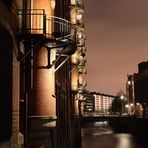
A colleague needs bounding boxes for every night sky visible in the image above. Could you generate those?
[84,0,148,95]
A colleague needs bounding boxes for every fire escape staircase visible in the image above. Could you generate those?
[18,9,76,68]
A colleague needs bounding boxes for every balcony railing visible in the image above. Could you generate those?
[46,16,76,42]
[18,9,76,43]
[18,9,46,35]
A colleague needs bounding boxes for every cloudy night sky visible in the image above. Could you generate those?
[84,0,148,95]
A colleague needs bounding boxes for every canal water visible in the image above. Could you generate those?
[82,122,147,148]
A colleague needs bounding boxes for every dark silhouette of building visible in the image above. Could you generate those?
[134,61,148,116]
[134,61,148,104]
[126,61,148,117]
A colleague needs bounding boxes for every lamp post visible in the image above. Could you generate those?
[125,104,129,114]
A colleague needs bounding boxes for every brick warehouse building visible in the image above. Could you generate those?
[0,0,86,148]
[126,61,148,117]
[134,61,148,117]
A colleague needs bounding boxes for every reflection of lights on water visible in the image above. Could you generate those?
[92,130,113,136]
[115,134,133,148]
[94,121,108,127]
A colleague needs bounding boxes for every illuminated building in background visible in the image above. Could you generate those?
[92,92,115,115]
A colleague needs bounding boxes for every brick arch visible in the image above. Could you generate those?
[0,25,13,141]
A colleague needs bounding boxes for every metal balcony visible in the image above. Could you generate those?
[18,9,76,45]
[18,9,77,63]
[18,9,46,36]
[46,16,76,42]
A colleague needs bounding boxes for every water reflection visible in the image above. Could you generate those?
[115,134,139,148]
[82,124,146,148]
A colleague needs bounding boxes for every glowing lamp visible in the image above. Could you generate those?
[51,0,56,9]
[76,13,82,20]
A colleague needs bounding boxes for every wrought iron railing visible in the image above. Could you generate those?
[18,9,46,34]
[18,9,76,43]
[46,16,76,42]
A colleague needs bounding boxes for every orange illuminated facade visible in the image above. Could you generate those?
[0,0,86,148]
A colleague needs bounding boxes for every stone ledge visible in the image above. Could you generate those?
[28,115,57,120]
[28,115,57,131]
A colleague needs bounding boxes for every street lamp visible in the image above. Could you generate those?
[120,95,124,100]
[125,104,129,114]
[120,95,124,115]
[127,80,131,85]
[125,104,129,108]
[129,103,135,115]
[120,95,127,115]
